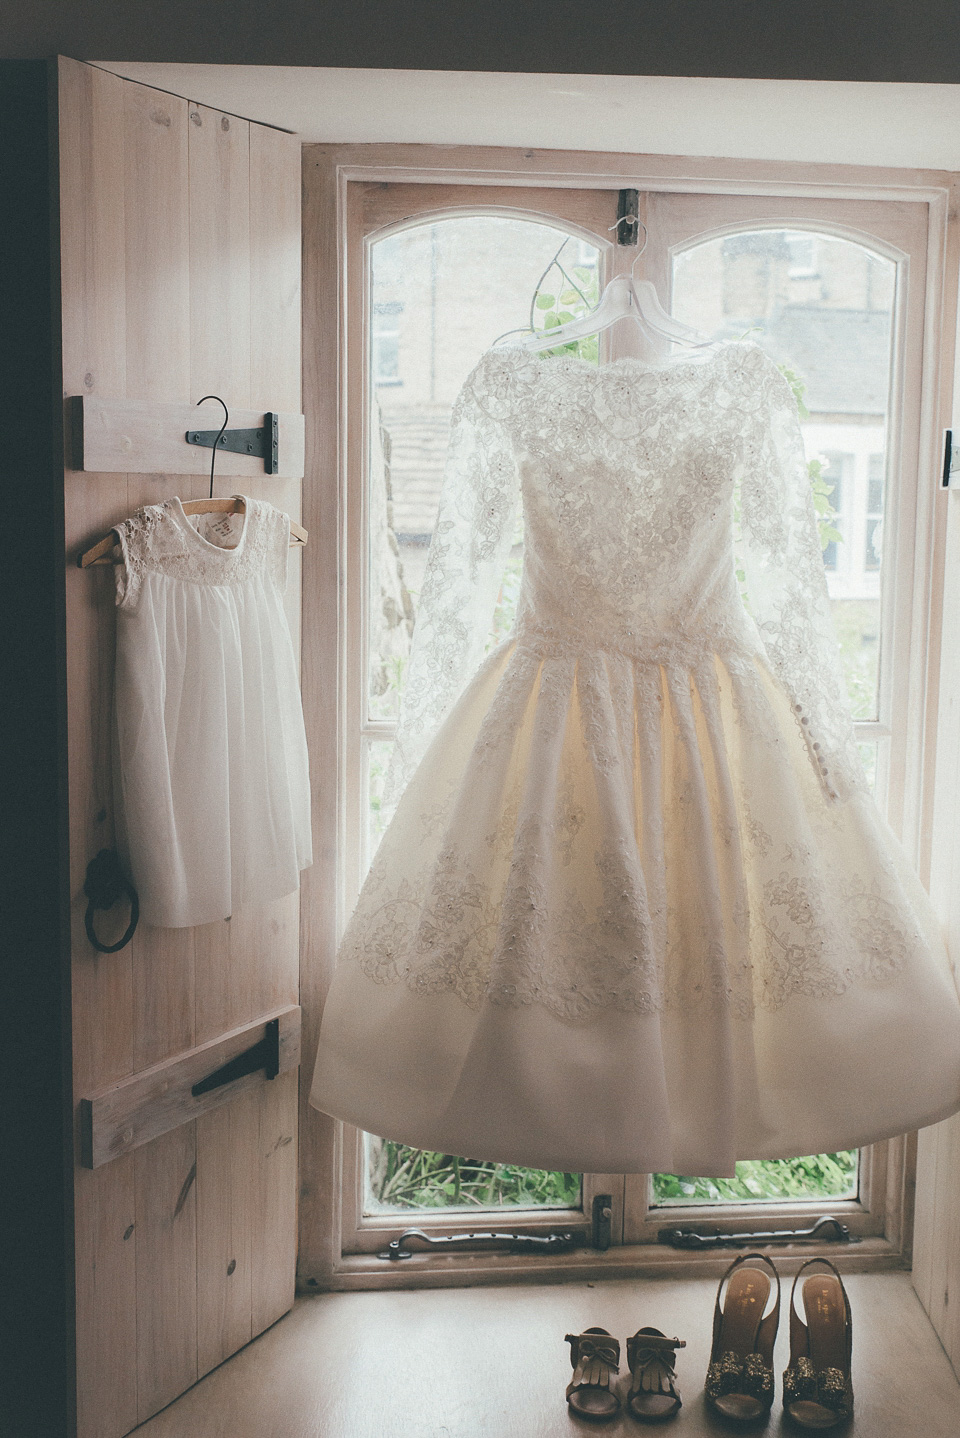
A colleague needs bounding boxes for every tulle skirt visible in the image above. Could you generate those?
[311,637,960,1176]
[115,568,312,928]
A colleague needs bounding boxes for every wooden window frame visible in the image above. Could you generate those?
[298,143,959,1292]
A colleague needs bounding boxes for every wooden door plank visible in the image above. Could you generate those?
[252,1068,299,1335]
[60,58,134,1096]
[122,83,191,409]
[120,81,197,1076]
[185,98,265,1387]
[58,57,140,1438]
[196,1091,258,1376]
[119,84,202,1431]
[74,1161,138,1438]
[189,104,253,407]
[250,125,302,413]
[135,1127,199,1423]
[249,125,305,655]
[81,1006,301,1166]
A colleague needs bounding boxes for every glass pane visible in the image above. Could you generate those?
[363,737,395,869]
[673,230,896,721]
[362,216,600,1216]
[667,228,888,1211]
[364,1134,582,1214]
[367,218,601,722]
[858,740,879,794]
[652,1152,858,1207]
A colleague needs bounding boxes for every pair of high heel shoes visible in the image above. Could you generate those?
[564,1253,853,1428]
[705,1253,854,1428]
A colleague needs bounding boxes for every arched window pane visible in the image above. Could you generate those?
[673,230,896,723]
[367,217,601,730]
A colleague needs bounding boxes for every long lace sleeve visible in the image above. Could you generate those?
[384,351,521,807]
[733,344,864,802]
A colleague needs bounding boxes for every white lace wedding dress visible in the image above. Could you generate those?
[310,341,960,1176]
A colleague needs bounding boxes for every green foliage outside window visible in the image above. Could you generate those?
[366,1140,580,1212]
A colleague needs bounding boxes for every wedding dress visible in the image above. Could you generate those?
[310,341,960,1176]
[112,496,312,928]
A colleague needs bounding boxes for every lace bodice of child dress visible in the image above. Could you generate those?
[112,496,311,928]
[310,341,960,1177]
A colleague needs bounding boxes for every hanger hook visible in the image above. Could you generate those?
[629,220,649,275]
[196,394,229,499]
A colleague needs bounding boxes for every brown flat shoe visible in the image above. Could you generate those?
[705,1252,780,1423]
[565,1327,621,1421]
[782,1259,853,1428]
[626,1327,685,1422]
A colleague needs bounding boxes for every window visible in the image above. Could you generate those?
[866,453,885,571]
[300,148,955,1286]
[371,300,403,386]
[819,453,848,572]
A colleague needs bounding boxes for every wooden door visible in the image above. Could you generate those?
[58,57,303,1437]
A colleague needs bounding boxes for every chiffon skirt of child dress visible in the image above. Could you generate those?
[310,341,960,1177]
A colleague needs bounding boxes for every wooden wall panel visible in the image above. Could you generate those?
[60,58,303,1437]
[915,1116,960,1379]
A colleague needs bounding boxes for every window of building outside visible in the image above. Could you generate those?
[330,167,941,1264]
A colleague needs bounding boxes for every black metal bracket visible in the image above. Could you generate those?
[191,1018,280,1098]
[656,1215,859,1250]
[943,428,956,487]
[186,412,279,474]
[377,1228,576,1261]
[592,1193,613,1251]
[616,189,640,247]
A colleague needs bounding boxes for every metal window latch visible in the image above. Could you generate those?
[657,1215,859,1250]
[592,1193,614,1251]
[186,412,280,473]
[377,1228,576,1261]
[191,1018,280,1097]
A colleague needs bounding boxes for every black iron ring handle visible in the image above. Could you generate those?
[83,848,140,954]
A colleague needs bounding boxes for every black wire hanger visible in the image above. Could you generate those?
[195,394,230,499]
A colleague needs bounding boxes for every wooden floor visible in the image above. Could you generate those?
[135,1271,960,1437]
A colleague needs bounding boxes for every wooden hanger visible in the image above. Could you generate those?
[78,496,308,569]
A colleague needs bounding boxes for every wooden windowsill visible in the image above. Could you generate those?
[133,1270,959,1436]
[316,1235,907,1292]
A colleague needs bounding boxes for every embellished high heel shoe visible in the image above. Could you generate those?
[782,1259,853,1428]
[626,1327,685,1422]
[705,1252,780,1423]
[564,1328,621,1421]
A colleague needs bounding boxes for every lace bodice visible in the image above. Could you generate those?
[112,495,289,609]
[387,341,862,807]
